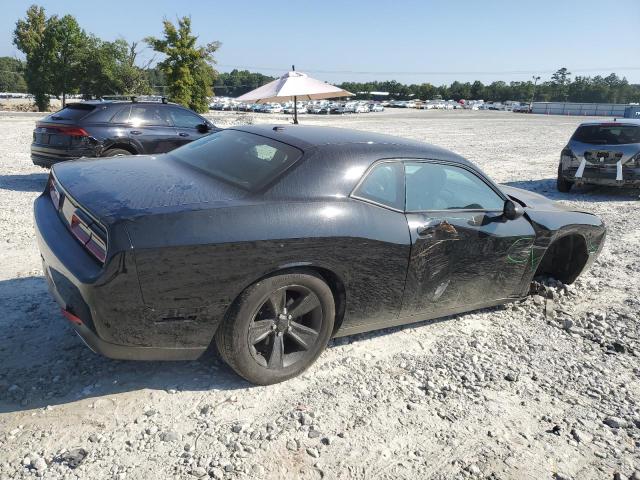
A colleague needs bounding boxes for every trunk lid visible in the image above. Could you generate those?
[51,154,248,221]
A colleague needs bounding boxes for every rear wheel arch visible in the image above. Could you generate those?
[535,233,589,284]
[102,143,137,156]
[221,265,347,337]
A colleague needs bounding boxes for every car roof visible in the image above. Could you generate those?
[229,124,470,165]
[578,118,640,127]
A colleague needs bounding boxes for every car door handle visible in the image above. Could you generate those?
[179,132,190,137]
[416,219,443,237]
[130,130,142,135]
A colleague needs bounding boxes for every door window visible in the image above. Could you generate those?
[128,105,173,127]
[169,107,205,129]
[353,162,404,210]
[405,162,504,212]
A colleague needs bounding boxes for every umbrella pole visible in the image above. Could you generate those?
[293,95,298,124]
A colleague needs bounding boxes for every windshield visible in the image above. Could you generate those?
[169,129,303,191]
[572,124,640,145]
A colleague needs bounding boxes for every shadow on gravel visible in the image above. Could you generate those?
[504,178,639,202]
[0,276,249,414]
[0,173,48,192]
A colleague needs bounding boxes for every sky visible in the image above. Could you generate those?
[2,0,640,85]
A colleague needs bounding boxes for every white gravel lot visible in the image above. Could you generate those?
[0,109,638,480]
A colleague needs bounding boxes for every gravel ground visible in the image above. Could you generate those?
[0,109,638,480]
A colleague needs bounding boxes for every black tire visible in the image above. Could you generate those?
[103,148,133,157]
[556,164,573,192]
[215,271,335,385]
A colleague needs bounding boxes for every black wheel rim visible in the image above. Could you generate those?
[248,285,323,369]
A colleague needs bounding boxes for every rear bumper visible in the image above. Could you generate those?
[31,145,98,168]
[34,194,205,361]
[561,163,640,186]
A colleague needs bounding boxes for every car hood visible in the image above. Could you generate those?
[52,154,247,221]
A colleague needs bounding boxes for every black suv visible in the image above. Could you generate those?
[31,99,217,167]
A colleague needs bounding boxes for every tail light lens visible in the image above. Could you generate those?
[69,212,107,263]
[561,147,578,165]
[48,176,61,210]
[53,126,89,137]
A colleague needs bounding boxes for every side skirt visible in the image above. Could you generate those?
[333,297,520,338]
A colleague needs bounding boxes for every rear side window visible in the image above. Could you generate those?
[572,124,640,145]
[47,104,95,121]
[170,130,303,191]
[128,105,172,126]
[353,162,404,210]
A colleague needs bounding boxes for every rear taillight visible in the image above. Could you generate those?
[61,308,83,326]
[48,177,61,209]
[70,212,107,263]
[54,126,89,137]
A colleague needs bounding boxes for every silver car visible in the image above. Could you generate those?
[557,119,640,192]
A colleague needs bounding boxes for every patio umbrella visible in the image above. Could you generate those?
[236,65,353,124]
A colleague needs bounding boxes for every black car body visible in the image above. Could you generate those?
[31,100,217,168]
[35,125,606,383]
[557,119,640,191]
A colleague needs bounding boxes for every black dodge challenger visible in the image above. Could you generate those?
[35,125,606,384]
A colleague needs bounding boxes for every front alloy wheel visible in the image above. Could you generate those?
[215,272,335,385]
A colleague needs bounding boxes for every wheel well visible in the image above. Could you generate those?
[239,266,347,335]
[535,234,589,284]
[103,143,137,155]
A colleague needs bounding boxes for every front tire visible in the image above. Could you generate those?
[215,272,335,385]
[556,164,573,192]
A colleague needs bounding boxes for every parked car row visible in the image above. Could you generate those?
[210,99,386,115]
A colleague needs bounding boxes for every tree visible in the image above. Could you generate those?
[146,17,220,112]
[45,14,87,106]
[551,67,572,101]
[13,5,50,110]
[214,69,275,97]
[0,57,27,92]
[78,39,152,98]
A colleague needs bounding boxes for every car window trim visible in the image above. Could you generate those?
[350,157,508,214]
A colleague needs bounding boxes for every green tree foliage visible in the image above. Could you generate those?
[146,17,220,112]
[0,57,27,92]
[44,14,87,106]
[78,39,152,98]
[339,72,640,104]
[13,5,50,110]
[550,67,572,100]
[214,69,275,97]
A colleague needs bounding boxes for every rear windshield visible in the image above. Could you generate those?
[572,124,640,145]
[170,130,303,191]
[47,104,95,121]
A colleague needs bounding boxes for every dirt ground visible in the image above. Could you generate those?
[0,109,638,480]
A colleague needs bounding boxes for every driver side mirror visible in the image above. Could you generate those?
[503,199,524,220]
[197,123,211,133]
